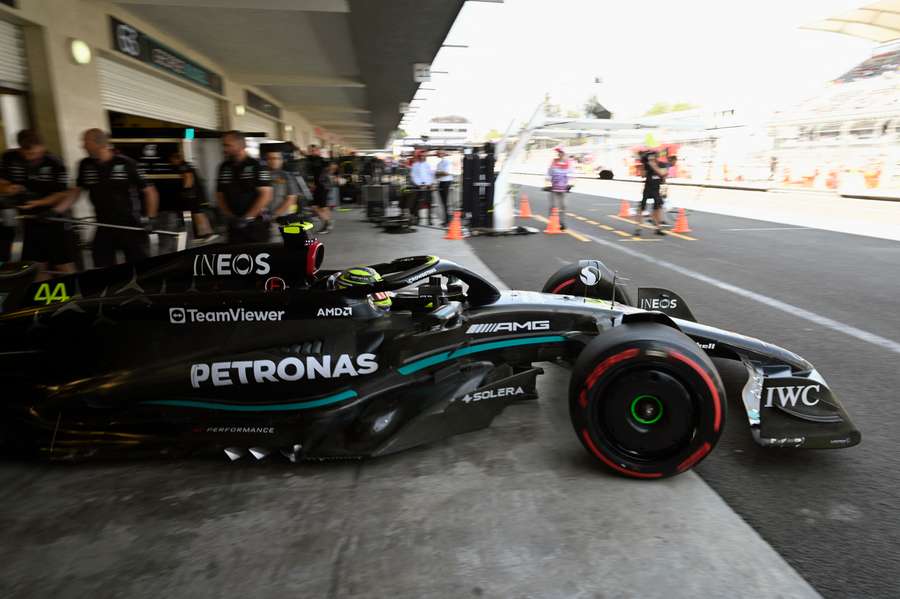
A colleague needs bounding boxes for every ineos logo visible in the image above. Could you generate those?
[640,298,679,310]
[193,253,271,276]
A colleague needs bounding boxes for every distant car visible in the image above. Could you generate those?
[0,222,860,477]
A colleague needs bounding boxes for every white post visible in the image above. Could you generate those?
[492,101,545,231]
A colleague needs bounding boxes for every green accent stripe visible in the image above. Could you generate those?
[398,335,566,375]
[143,390,358,412]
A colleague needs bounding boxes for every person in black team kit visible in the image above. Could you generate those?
[635,148,668,237]
[0,129,76,278]
[76,128,158,267]
[216,130,272,244]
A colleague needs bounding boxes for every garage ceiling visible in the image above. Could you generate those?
[113,0,465,146]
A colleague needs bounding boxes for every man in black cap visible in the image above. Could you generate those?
[0,129,76,277]
[216,130,272,243]
[75,128,158,267]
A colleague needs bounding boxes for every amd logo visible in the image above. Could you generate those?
[466,321,551,334]
[193,253,271,276]
[640,298,679,310]
[317,307,352,317]
[764,384,821,408]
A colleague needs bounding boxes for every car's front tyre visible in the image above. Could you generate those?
[569,323,725,478]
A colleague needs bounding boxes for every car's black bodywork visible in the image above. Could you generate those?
[0,224,860,476]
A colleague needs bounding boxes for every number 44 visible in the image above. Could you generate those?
[34,282,70,305]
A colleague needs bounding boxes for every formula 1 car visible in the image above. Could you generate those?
[0,221,860,478]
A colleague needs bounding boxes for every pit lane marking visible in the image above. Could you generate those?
[608,214,697,241]
[530,214,590,242]
[723,227,811,232]
[579,230,900,355]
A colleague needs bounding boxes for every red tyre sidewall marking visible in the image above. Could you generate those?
[668,350,722,432]
[677,441,711,473]
[581,429,662,479]
[584,348,641,392]
[551,278,575,294]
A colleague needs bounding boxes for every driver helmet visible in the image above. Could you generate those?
[335,266,392,310]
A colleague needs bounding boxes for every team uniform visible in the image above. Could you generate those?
[0,149,76,265]
[216,156,272,243]
[640,150,666,212]
[77,154,152,267]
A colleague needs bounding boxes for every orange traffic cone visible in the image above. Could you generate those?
[519,193,533,218]
[444,211,464,240]
[544,207,562,234]
[617,200,631,218]
[672,208,691,233]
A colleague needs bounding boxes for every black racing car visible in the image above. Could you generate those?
[0,222,860,478]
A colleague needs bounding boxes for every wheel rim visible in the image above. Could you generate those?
[594,365,697,460]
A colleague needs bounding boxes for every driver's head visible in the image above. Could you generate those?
[335,266,392,310]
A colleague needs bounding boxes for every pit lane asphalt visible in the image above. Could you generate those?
[0,213,818,599]
[466,186,900,599]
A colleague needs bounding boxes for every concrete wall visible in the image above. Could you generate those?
[0,0,325,173]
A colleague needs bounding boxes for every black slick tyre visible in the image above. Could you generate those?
[569,323,725,478]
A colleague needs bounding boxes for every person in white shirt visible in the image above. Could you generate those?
[434,150,453,226]
[409,151,435,225]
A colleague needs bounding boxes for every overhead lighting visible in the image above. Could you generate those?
[70,39,92,65]
[234,104,246,116]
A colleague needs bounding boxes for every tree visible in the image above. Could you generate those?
[484,128,503,141]
[584,95,612,119]
[643,101,697,116]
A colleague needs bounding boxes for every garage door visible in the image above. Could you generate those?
[97,56,221,130]
[0,19,27,89]
[240,111,279,139]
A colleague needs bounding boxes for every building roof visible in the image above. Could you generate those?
[802,1,900,43]
[114,0,465,147]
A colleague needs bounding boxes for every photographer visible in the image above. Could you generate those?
[0,129,77,277]
[636,148,668,236]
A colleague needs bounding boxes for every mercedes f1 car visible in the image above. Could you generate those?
[0,221,860,478]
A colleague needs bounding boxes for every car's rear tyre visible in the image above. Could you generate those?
[569,323,725,478]
[542,259,633,306]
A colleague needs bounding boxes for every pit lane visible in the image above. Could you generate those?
[466,185,900,598]
[0,214,818,599]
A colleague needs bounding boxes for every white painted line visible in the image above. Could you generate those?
[582,231,900,355]
[723,227,811,232]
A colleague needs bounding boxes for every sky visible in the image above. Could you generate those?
[399,0,878,138]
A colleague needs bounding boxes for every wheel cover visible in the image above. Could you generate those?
[595,365,697,460]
